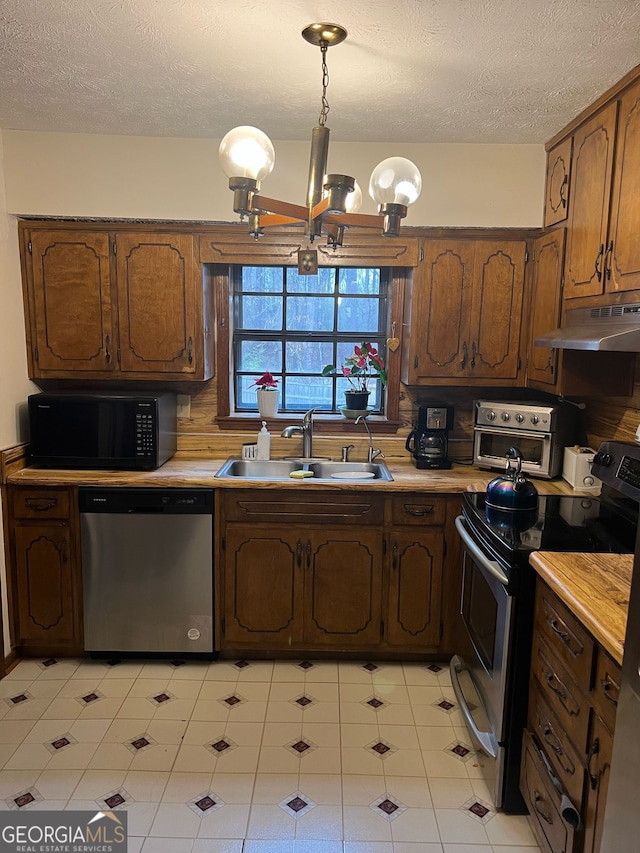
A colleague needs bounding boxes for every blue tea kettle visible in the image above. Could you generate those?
[485,446,538,520]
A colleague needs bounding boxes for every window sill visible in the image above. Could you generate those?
[216,414,402,434]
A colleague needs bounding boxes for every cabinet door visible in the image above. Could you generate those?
[303,528,383,647]
[527,230,565,389]
[222,527,303,646]
[564,103,618,299]
[583,714,614,853]
[468,241,526,380]
[544,138,572,227]
[29,230,114,375]
[606,79,640,293]
[116,233,199,376]
[387,529,443,649]
[14,524,77,647]
[409,241,474,380]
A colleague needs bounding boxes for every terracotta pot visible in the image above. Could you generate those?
[256,389,278,418]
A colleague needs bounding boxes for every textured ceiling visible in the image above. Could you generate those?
[1,0,640,144]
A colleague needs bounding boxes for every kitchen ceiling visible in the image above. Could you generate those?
[1,0,639,145]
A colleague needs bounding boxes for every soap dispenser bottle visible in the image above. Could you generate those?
[256,421,271,460]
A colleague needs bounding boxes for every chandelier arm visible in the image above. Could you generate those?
[258,213,305,227]
[324,212,386,228]
[252,195,308,221]
[311,197,331,219]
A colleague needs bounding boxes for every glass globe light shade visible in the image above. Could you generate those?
[345,181,363,214]
[368,157,422,207]
[219,126,275,181]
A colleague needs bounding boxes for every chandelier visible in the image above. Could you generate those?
[218,23,422,267]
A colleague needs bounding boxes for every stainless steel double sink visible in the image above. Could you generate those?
[214,457,393,482]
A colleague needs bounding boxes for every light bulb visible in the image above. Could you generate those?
[345,181,363,214]
[219,126,275,181]
[369,157,422,207]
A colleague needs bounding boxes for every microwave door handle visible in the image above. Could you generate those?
[455,516,509,585]
[450,654,499,759]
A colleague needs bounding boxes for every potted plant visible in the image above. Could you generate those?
[250,371,279,418]
[322,342,387,411]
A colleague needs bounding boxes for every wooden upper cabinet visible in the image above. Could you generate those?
[20,225,214,381]
[544,137,572,227]
[116,233,199,375]
[28,231,114,374]
[402,239,527,385]
[527,230,565,390]
[607,78,640,293]
[563,102,618,299]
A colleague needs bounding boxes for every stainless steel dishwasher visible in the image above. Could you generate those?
[79,488,214,655]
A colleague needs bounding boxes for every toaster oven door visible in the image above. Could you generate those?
[473,426,553,478]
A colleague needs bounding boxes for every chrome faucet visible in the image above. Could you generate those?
[281,408,315,458]
[355,415,384,463]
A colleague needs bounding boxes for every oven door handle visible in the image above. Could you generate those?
[455,516,508,585]
[450,654,499,759]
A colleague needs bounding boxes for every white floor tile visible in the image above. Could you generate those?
[483,812,539,847]
[198,803,251,838]
[192,840,243,853]
[246,803,296,840]
[149,801,203,838]
[141,837,194,853]
[294,804,342,839]
[390,808,440,843]
[435,808,491,844]
[343,804,393,842]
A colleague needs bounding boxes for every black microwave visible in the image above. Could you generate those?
[28,392,177,470]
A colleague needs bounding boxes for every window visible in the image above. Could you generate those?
[232,265,389,414]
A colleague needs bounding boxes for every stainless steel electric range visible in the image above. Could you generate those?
[452,441,640,814]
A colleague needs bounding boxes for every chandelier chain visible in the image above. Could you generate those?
[318,41,330,127]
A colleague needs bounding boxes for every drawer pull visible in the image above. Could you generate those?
[306,540,311,569]
[600,678,618,706]
[296,540,302,568]
[542,724,576,776]
[587,738,600,790]
[533,790,553,825]
[403,505,434,517]
[24,498,58,511]
[548,616,572,646]
[545,671,567,700]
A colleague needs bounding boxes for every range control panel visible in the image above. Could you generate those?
[593,441,640,503]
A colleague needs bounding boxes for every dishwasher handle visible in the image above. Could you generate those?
[78,487,214,514]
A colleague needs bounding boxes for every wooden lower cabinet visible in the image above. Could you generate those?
[8,486,83,655]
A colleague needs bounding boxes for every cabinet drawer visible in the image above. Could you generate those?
[531,633,590,754]
[521,730,581,853]
[592,648,621,732]
[222,490,384,525]
[529,684,585,806]
[12,489,70,520]
[390,496,446,526]
[536,584,594,693]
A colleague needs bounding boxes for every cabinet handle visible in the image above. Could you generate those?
[105,334,111,363]
[587,737,600,790]
[403,504,434,517]
[24,497,57,511]
[392,543,398,569]
[306,540,311,569]
[461,341,468,369]
[542,724,575,775]
[559,174,568,209]
[604,240,613,280]
[470,341,477,368]
[296,540,302,568]
[547,617,572,647]
[594,243,604,282]
[61,538,67,564]
[187,336,193,365]
[533,790,553,825]
[544,671,568,702]
[600,677,618,706]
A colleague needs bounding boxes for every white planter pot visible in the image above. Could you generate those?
[256,389,278,418]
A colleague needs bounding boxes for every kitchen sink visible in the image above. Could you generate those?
[214,457,393,482]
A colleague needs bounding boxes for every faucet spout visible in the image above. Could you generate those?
[281,409,315,458]
[355,415,384,463]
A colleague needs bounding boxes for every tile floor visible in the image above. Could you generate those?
[0,656,542,853]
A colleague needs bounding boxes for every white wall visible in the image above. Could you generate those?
[2,131,546,227]
[0,130,38,656]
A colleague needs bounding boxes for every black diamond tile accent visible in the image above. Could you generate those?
[14,792,35,808]
[153,693,171,704]
[291,740,311,754]
[10,694,29,705]
[427,663,443,673]
[469,801,490,818]
[295,696,313,707]
[195,795,217,812]
[104,793,126,808]
[211,739,231,753]
[362,662,379,672]
[371,742,391,755]
[286,796,308,813]
[81,693,100,704]
[234,660,250,669]
[298,661,314,670]
[438,699,455,711]
[51,737,70,750]
[130,737,150,750]
[224,695,242,706]
[41,658,58,668]
[377,798,399,815]
[367,697,384,709]
[452,744,470,758]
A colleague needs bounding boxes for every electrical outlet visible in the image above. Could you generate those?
[176,394,191,419]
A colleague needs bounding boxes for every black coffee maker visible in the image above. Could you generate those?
[406,404,454,469]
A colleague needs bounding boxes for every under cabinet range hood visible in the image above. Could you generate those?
[535,303,640,351]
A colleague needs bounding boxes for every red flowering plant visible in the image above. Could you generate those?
[249,371,279,390]
[322,342,387,392]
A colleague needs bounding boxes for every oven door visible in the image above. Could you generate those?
[451,515,513,807]
[473,425,552,478]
